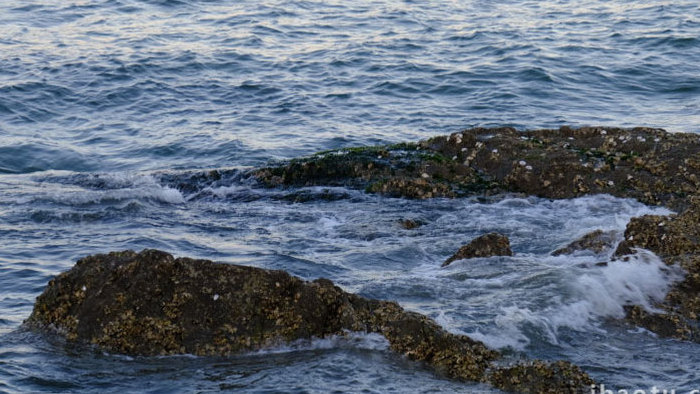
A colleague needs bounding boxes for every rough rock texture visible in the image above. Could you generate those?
[443,233,513,267]
[254,127,700,211]
[398,218,423,230]
[614,197,700,340]
[254,126,700,342]
[552,230,619,256]
[489,360,594,394]
[26,249,594,392]
[624,305,699,342]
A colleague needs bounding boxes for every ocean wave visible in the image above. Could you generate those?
[462,249,684,351]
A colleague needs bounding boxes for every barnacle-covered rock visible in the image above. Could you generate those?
[552,230,619,256]
[26,249,594,392]
[254,127,700,210]
[614,197,700,340]
[443,233,513,267]
[489,360,595,393]
[254,126,700,344]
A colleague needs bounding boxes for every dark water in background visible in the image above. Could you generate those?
[1,0,700,392]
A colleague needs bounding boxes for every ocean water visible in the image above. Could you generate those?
[1,0,700,392]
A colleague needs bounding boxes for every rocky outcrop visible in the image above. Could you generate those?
[25,126,699,390]
[26,249,594,392]
[254,127,700,211]
[552,230,618,256]
[614,197,700,341]
[254,126,700,343]
[443,233,513,267]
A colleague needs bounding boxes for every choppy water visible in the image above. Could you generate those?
[1,0,700,392]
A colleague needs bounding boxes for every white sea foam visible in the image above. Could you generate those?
[250,332,390,355]
[40,173,185,205]
[469,250,684,350]
[554,250,682,324]
[318,216,343,230]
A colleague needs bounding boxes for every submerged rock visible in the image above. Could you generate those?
[398,218,424,230]
[442,233,513,267]
[552,230,618,256]
[26,249,594,392]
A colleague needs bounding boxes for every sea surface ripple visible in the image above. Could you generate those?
[1,0,700,392]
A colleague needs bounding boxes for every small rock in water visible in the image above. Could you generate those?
[442,233,513,267]
[398,218,424,230]
[552,230,618,256]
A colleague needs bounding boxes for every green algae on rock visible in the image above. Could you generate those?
[254,127,699,210]
[26,249,594,392]
[442,233,513,267]
[254,126,699,343]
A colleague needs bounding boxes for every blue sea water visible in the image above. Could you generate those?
[1,0,699,392]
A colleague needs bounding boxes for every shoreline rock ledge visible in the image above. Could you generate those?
[25,249,594,393]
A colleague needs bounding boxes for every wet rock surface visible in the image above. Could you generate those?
[615,198,700,340]
[398,218,424,230]
[489,360,594,394]
[443,233,513,267]
[26,249,594,392]
[25,126,699,391]
[624,305,700,342]
[552,230,619,256]
[254,126,700,343]
[254,127,700,210]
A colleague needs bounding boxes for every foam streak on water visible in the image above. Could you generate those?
[1,0,700,392]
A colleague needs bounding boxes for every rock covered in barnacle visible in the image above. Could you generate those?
[614,197,700,341]
[615,198,700,263]
[398,218,424,230]
[488,360,594,394]
[442,233,513,267]
[253,126,700,343]
[25,249,594,392]
[254,126,700,210]
[26,249,361,355]
[624,305,699,342]
[552,230,618,256]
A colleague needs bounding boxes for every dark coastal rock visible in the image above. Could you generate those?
[614,198,700,340]
[624,305,699,342]
[25,249,594,391]
[443,233,513,267]
[489,360,594,394]
[253,126,700,343]
[254,127,700,210]
[398,218,424,230]
[254,143,474,199]
[552,230,618,256]
[614,198,700,263]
